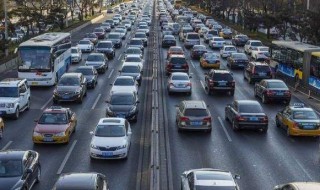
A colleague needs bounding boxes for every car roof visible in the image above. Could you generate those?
[98,117,126,125]
[126,54,141,58]
[122,62,140,67]
[290,182,320,189]
[248,40,262,42]
[61,73,82,78]
[171,72,189,76]
[169,54,185,58]
[56,173,98,189]
[98,40,112,44]
[0,78,26,87]
[236,100,260,105]
[44,106,69,113]
[182,100,207,109]
[250,61,269,66]
[88,53,104,56]
[115,76,135,80]
[262,79,284,83]
[211,69,230,74]
[0,150,28,160]
[77,66,94,70]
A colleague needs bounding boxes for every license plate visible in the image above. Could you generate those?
[190,121,202,126]
[218,82,227,86]
[258,72,267,76]
[249,117,258,121]
[276,92,284,96]
[102,151,113,156]
[31,82,38,85]
[304,125,315,129]
[174,65,182,68]
[62,96,70,99]
[43,137,53,142]
[178,84,184,87]
[118,114,125,118]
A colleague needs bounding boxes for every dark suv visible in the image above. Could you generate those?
[95,40,115,59]
[166,54,189,75]
[205,69,235,96]
[243,62,272,84]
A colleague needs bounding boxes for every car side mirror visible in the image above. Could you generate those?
[127,131,132,135]
[136,100,140,103]
[89,131,94,135]
[14,48,18,54]
[227,104,231,107]
[204,72,208,75]
[26,168,33,174]
[118,70,121,72]
[234,174,240,180]
[34,119,38,122]
[105,100,110,103]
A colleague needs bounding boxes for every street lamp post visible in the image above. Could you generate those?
[3,0,9,56]
[307,0,310,10]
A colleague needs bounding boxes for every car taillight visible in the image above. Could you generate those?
[169,83,174,86]
[180,117,189,121]
[209,79,215,86]
[186,82,191,87]
[261,116,268,122]
[203,117,211,122]
[266,90,275,96]
[236,115,245,121]
[293,122,299,128]
[167,63,173,68]
[284,90,291,96]
[183,64,189,69]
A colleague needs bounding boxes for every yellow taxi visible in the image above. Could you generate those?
[200,52,220,69]
[274,182,320,190]
[275,103,320,136]
[32,106,77,144]
[0,117,4,139]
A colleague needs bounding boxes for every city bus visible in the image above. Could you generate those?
[17,32,71,86]
[270,40,320,90]
[174,0,182,9]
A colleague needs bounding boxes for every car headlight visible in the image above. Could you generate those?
[129,106,136,115]
[33,131,42,136]
[116,144,127,150]
[6,103,14,108]
[55,132,66,137]
[91,144,99,149]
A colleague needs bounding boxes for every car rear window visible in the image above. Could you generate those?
[184,109,208,117]
[293,111,318,119]
[239,104,263,113]
[267,81,287,88]
[172,75,189,80]
[208,30,218,35]
[212,73,233,81]
[170,57,187,64]
[187,34,200,40]
[255,66,270,73]
[97,42,112,48]
[251,41,263,46]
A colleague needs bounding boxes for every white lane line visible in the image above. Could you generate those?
[293,157,314,180]
[191,61,196,68]
[218,117,232,142]
[41,97,53,110]
[124,43,127,48]
[1,141,13,151]
[117,54,122,60]
[57,140,77,175]
[200,80,206,92]
[91,94,101,110]
[108,68,114,79]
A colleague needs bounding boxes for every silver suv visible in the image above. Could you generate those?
[176,100,212,133]
[184,32,200,49]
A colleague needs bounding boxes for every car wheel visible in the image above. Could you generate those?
[77,96,83,104]
[262,94,267,104]
[260,127,268,133]
[13,107,19,120]
[225,113,229,121]
[275,117,280,128]
[92,81,96,89]
[230,90,234,96]
[248,77,252,84]
[35,166,41,183]
[206,128,212,133]
[26,99,30,110]
[0,127,3,139]
[286,126,291,137]
[232,120,239,131]
[254,88,258,97]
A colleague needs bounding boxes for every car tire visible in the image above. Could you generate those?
[35,166,41,183]
[230,90,234,96]
[0,127,3,139]
[275,117,280,128]
[260,127,268,133]
[77,96,83,104]
[286,127,291,137]
[225,113,229,121]
[178,127,182,133]
[262,94,267,104]
[26,99,30,110]
[206,128,212,133]
[232,120,239,131]
[13,107,19,120]
[248,77,252,84]
[254,88,258,97]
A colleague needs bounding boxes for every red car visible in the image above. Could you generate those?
[167,46,184,59]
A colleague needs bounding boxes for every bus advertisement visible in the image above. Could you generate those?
[17,32,71,86]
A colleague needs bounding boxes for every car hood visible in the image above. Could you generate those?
[91,136,127,147]
[57,86,81,92]
[34,124,68,133]
[109,104,135,112]
[0,176,23,190]
[111,86,137,93]
[0,97,19,104]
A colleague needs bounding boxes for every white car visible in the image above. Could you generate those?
[123,54,144,69]
[209,37,225,49]
[0,78,31,119]
[167,72,192,95]
[220,45,238,58]
[251,46,270,60]
[77,39,94,53]
[90,118,132,159]
[113,14,122,21]
[198,27,209,37]
[114,28,127,40]
[112,18,120,25]
[244,40,263,54]
[122,20,132,30]
[71,46,82,63]
[110,76,138,94]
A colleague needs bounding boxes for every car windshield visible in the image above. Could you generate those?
[293,111,318,120]
[0,160,22,177]
[172,75,189,80]
[194,46,206,51]
[71,49,78,53]
[267,81,287,88]
[251,41,263,46]
[184,109,208,117]
[208,31,218,35]
[195,186,236,190]
[232,54,247,59]
[187,34,199,39]
[125,57,141,62]
[108,34,120,39]
[18,46,51,70]
[115,29,124,33]
[213,73,233,81]
[79,40,90,44]
[97,42,112,48]
[130,40,143,45]
[122,66,139,73]
[259,47,269,51]
[214,38,224,41]
[76,68,94,75]
[205,53,218,59]
[38,113,68,124]
[114,78,135,86]
[164,36,175,40]
[87,55,104,62]
[139,25,148,29]
[225,47,236,51]
[110,94,134,105]
[86,33,96,38]
[95,125,125,137]
[169,47,183,53]
[170,57,187,64]
[0,87,19,97]
[239,104,263,113]
[238,35,249,39]
[58,77,80,86]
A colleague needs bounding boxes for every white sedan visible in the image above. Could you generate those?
[110,76,138,95]
[90,118,132,160]
[220,45,238,58]
[251,46,270,60]
[167,72,192,95]
[123,54,144,69]
[71,46,82,63]
[77,39,94,53]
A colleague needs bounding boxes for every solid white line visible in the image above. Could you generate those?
[91,94,101,110]
[124,43,127,48]
[191,61,196,68]
[218,117,232,142]
[108,69,114,79]
[293,157,314,180]
[200,80,206,92]
[1,141,13,151]
[117,54,122,60]
[41,97,53,110]
[57,140,77,175]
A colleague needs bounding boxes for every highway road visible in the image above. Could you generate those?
[0,3,153,189]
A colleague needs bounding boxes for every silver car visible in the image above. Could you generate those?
[167,72,192,95]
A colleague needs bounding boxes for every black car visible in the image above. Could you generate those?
[232,34,249,46]
[0,150,41,190]
[104,19,114,28]
[134,32,148,46]
[227,53,249,69]
[93,27,105,39]
[106,91,139,122]
[95,40,115,59]
[85,53,108,74]
[225,100,268,132]
[244,62,272,84]
[75,66,98,89]
[107,32,122,48]
[190,45,207,59]
[84,33,98,44]
[54,173,109,190]
[53,73,87,104]
[204,69,235,95]
[254,79,291,104]
[162,35,176,48]
[128,38,144,52]
[100,23,111,32]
